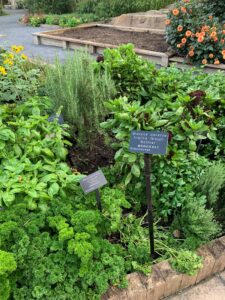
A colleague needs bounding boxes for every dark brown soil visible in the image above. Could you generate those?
[68,134,115,175]
[54,27,168,52]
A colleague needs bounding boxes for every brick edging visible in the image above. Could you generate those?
[102,236,225,300]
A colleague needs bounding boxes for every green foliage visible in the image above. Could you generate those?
[0,250,17,276]
[172,193,221,248]
[0,49,40,103]
[196,162,225,206]
[24,0,74,14]
[100,45,225,218]
[45,50,115,148]
[0,250,17,300]
[0,192,130,299]
[25,12,100,27]
[101,92,220,217]
[170,250,202,276]
[202,0,225,22]
[98,44,155,103]
[77,0,174,18]
[0,97,83,208]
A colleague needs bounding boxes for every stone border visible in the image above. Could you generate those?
[102,236,225,299]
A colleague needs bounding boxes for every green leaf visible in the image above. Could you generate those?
[48,182,60,197]
[131,164,140,177]
[125,172,132,185]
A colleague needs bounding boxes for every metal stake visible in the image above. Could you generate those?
[144,154,155,259]
[95,189,102,212]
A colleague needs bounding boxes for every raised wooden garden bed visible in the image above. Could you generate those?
[33,24,172,67]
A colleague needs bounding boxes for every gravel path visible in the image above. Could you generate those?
[0,9,71,62]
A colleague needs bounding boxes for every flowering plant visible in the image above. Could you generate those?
[0,46,40,103]
[166,0,225,65]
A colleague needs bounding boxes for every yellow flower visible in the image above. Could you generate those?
[8,53,14,60]
[3,58,13,66]
[21,54,28,60]
[11,45,24,53]
[0,66,7,76]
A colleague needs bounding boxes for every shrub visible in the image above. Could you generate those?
[45,50,115,148]
[99,44,155,103]
[202,0,225,22]
[196,162,225,206]
[0,46,40,103]
[24,0,73,14]
[77,0,175,18]
[166,0,225,65]
[172,193,221,248]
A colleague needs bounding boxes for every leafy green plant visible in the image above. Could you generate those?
[23,0,74,14]
[196,162,225,206]
[29,14,46,26]
[0,97,83,209]
[77,0,174,18]
[45,50,115,148]
[202,0,225,22]
[101,91,220,217]
[170,250,202,276]
[0,250,17,300]
[172,193,221,248]
[0,47,40,103]
[97,44,155,103]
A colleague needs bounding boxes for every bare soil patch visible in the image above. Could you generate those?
[52,27,169,52]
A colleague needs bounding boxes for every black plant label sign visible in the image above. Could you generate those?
[129,130,168,155]
[80,170,107,194]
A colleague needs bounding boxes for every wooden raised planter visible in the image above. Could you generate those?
[33,24,172,67]
[102,236,225,299]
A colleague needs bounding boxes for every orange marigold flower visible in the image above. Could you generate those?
[182,38,187,44]
[223,30,225,34]
[184,0,190,2]
[202,59,207,65]
[222,50,225,55]
[200,31,205,37]
[209,53,214,59]
[177,25,183,32]
[210,31,217,38]
[198,36,204,43]
[202,26,209,32]
[172,9,179,16]
[186,30,192,37]
[188,50,195,57]
[181,6,187,13]
[214,59,220,65]
[165,19,171,25]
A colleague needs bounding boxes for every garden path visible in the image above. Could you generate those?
[167,271,225,300]
[0,9,70,62]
